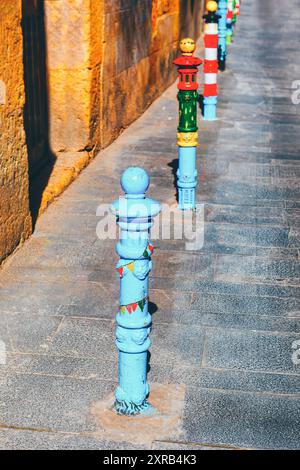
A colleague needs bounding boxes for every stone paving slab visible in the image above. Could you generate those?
[183,387,300,450]
[0,374,114,433]
[0,429,148,450]
[149,278,299,299]
[203,329,300,374]
[215,255,300,284]
[0,313,63,353]
[169,367,300,396]
[0,0,299,450]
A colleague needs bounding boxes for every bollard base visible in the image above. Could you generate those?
[92,383,186,446]
[115,349,151,416]
[218,58,226,71]
[203,96,218,121]
[177,146,197,211]
[178,187,196,211]
[114,398,155,416]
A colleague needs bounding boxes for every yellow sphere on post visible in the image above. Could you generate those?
[206,1,218,12]
[179,38,196,57]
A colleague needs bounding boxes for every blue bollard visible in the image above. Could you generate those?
[217,0,228,71]
[110,167,161,416]
[203,96,218,121]
[177,146,197,210]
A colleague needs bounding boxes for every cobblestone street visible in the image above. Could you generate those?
[0,0,299,449]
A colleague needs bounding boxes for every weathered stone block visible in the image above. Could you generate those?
[0,1,31,264]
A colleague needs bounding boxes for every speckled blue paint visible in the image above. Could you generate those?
[218,0,228,70]
[110,167,161,416]
[203,96,218,121]
[177,147,197,210]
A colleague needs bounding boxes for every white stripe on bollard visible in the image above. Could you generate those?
[205,23,218,34]
[204,73,218,84]
[205,48,218,60]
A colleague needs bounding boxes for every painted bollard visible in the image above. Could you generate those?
[217,0,228,71]
[232,0,237,33]
[203,1,220,121]
[110,167,161,416]
[226,0,234,45]
[173,38,202,210]
[232,0,241,34]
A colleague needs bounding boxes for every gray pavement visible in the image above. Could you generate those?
[0,0,300,450]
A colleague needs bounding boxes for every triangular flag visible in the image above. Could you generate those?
[131,303,138,312]
[138,300,144,312]
[128,262,134,272]
[148,244,154,253]
[121,306,126,315]
[117,267,124,277]
[126,304,132,314]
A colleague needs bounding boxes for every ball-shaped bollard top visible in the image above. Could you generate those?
[180,38,196,57]
[121,167,150,197]
[207,1,218,12]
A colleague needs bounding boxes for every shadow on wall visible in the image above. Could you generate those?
[21,0,56,229]
[118,0,152,76]
[179,0,202,39]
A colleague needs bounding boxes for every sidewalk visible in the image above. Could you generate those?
[0,0,300,449]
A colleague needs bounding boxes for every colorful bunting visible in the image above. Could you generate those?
[137,298,147,312]
[143,244,154,259]
[116,245,154,277]
[120,297,148,315]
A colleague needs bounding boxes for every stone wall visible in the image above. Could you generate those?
[45,0,205,152]
[0,1,31,265]
[44,0,103,154]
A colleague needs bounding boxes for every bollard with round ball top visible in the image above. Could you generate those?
[110,167,161,416]
[203,1,220,120]
[173,38,202,210]
[217,0,228,71]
